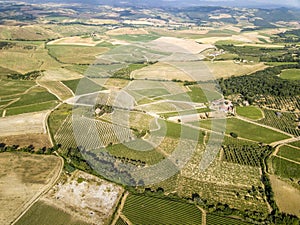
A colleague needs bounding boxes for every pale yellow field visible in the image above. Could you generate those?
[106,27,149,35]
[197,31,272,44]
[0,43,60,74]
[204,61,267,78]
[132,62,193,81]
[47,36,103,47]
[40,68,83,81]
[270,175,300,217]
[149,37,215,54]
[0,152,62,225]
[0,111,48,137]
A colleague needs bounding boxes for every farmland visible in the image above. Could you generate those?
[1,1,300,224]
[0,152,62,225]
[277,145,300,163]
[199,118,289,143]
[47,45,109,64]
[258,109,300,136]
[15,201,90,225]
[280,69,300,80]
[122,194,202,225]
[236,106,263,120]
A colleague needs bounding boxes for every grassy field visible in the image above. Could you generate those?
[236,106,263,120]
[6,101,58,116]
[199,118,289,143]
[15,201,89,225]
[62,77,105,95]
[0,41,60,73]
[290,141,300,148]
[271,156,300,179]
[122,194,202,225]
[277,145,300,163]
[47,45,109,64]
[203,61,267,78]
[0,152,61,225]
[206,214,251,225]
[280,69,300,80]
[0,79,34,97]
[188,85,222,103]
[8,86,57,108]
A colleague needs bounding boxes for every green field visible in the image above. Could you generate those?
[6,101,58,116]
[107,141,164,165]
[0,79,34,97]
[8,86,57,108]
[277,145,300,163]
[113,34,160,42]
[115,217,127,225]
[206,214,251,225]
[236,106,263,120]
[280,69,300,80]
[122,194,202,225]
[290,141,300,148]
[159,107,211,118]
[199,118,289,143]
[271,156,300,179]
[188,85,222,103]
[15,201,89,225]
[62,77,105,95]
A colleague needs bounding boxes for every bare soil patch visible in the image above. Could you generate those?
[0,111,48,136]
[42,170,124,225]
[40,68,83,81]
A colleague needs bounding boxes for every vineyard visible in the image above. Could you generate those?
[115,217,127,225]
[122,194,202,225]
[54,115,133,150]
[258,109,300,136]
[221,145,273,167]
[206,214,251,225]
[257,95,300,112]
[277,145,300,163]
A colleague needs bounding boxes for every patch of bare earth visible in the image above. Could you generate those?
[106,27,148,35]
[269,175,300,217]
[0,111,48,137]
[0,152,62,225]
[42,170,124,225]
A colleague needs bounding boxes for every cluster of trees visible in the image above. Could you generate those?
[219,64,300,103]
[272,29,300,43]
[94,103,114,116]
[0,142,60,155]
[7,70,43,80]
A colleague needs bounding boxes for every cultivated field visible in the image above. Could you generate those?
[199,118,289,143]
[122,194,202,225]
[15,201,89,225]
[37,80,74,100]
[0,111,48,136]
[0,152,62,225]
[277,145,300,163]
[236,106,264,120]
[106,27,149,35]
[279,69,300,80]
